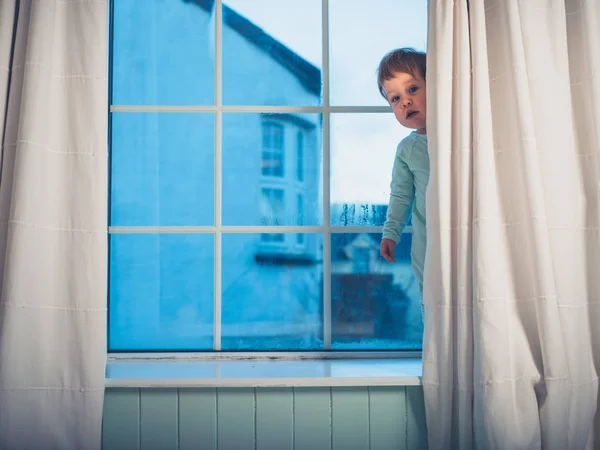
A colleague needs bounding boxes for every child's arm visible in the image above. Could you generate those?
[381,149,414,261]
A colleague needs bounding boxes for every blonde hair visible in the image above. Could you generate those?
[376,48,426,99]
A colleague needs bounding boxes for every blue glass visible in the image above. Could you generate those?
[110,113,214,226]
[221,233,323,350]
[221,0,322,106]
[221,113,322,226]
[330,113,412,226]
[329,0,427,106]
[330,232,422,350]
[112,0,214,105]
[109,234,214,351]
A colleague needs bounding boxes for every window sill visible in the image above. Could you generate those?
[105,357,422,388]
[254,252,317,265]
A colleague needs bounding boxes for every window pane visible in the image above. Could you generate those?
[112,0,213,105]
[261,188,285,242]
[111,113,214,226]
[222,113,322,226]
[261,188,285,225]
[329,0,427,106]
[109,234,214,351]
[331,233,422,350]
[222,0,322,106]
[261,122,285,177]
[222,233,323,350]
[330,113,411,226]
[297,131,305,182]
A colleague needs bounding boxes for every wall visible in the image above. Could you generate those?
[102,386,427,450]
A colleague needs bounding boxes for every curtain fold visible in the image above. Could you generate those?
[0,1,107,449]
[424,0,600,448]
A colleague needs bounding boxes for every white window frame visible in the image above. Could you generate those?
[108,0,416,355]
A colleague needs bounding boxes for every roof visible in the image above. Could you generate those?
[331,233,380,261]
[185,0,321,96]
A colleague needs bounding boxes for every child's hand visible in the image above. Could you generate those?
[380,238,397,263]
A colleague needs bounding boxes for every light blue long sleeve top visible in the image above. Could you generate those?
[382,131,429,289]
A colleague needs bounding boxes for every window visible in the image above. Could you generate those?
[109,0,427,352]
[296,193,305,245]
[297,130,304,182]
[260,188,285,242]
[353,247,371,274]
[262,121,285,177]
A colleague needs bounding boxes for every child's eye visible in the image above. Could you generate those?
[391,95,400,103]
[408,86,418,94]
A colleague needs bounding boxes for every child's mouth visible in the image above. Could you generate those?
[406,110,418,119]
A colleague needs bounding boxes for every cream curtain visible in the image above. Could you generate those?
[423,0,600,448]
[0,1,107,448]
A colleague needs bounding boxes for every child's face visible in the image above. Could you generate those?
[382,72,426,133]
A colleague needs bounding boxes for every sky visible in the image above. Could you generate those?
[224,0,428,204]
